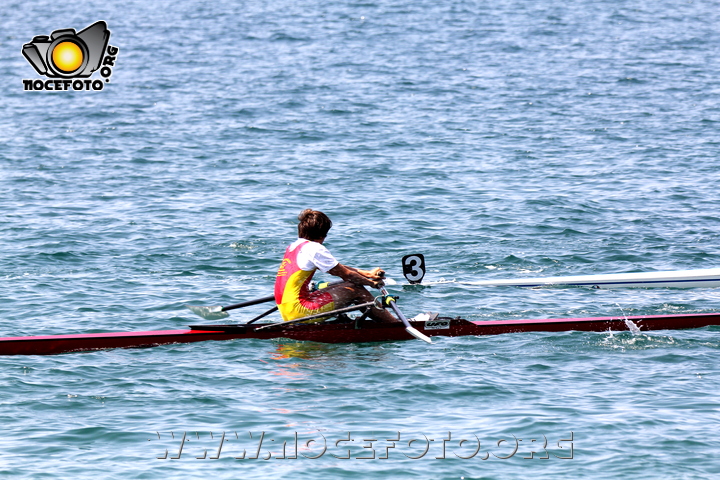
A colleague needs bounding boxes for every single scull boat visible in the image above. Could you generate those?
[4,263,720,356]
[1,312,719,356]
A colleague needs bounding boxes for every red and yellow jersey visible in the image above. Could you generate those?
[274,240,335,321]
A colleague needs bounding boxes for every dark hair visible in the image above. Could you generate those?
[297,209,332,240]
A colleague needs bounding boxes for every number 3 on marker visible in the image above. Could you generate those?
[402,254,426,284]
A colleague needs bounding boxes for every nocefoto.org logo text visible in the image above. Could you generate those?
[22,20,119,91]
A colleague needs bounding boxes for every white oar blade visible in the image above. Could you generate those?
[186,305,230,320]
[406,326,432,344]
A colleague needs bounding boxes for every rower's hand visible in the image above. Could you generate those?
[367,268,385,288]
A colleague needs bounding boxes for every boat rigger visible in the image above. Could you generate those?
[1,312,719,356]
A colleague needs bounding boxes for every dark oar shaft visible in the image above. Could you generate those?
[246,306,279,325]
[186,295,277,320]
[222,295,276,312]
[188,281,349,321]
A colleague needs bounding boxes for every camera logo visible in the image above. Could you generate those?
[22,21,119,91]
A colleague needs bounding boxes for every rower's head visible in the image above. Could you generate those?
[298,209,332,243]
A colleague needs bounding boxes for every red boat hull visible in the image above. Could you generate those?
[1,313,719,356]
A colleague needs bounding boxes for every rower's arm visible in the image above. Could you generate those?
[328,263,383,288]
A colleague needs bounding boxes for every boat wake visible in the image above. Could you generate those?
[599,330,677,351]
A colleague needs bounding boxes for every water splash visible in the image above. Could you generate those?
[616,303,641,335]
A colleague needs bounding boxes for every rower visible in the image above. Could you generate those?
[274,209,398,324]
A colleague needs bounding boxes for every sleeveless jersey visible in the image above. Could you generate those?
[275,240,334,321]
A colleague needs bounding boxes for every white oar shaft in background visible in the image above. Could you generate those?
[462,267,720,289]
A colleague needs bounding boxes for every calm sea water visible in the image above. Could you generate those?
[2,0,720,478]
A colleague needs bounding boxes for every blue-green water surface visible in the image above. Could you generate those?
[2,0,720,478]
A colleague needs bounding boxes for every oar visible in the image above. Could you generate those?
[186,279,397,322]
[460,267,720,289]
[246,305,279,325]
[378,282,432,344]
[185,279,353,321]
[186,295,276,321]
[255,301,377,330]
